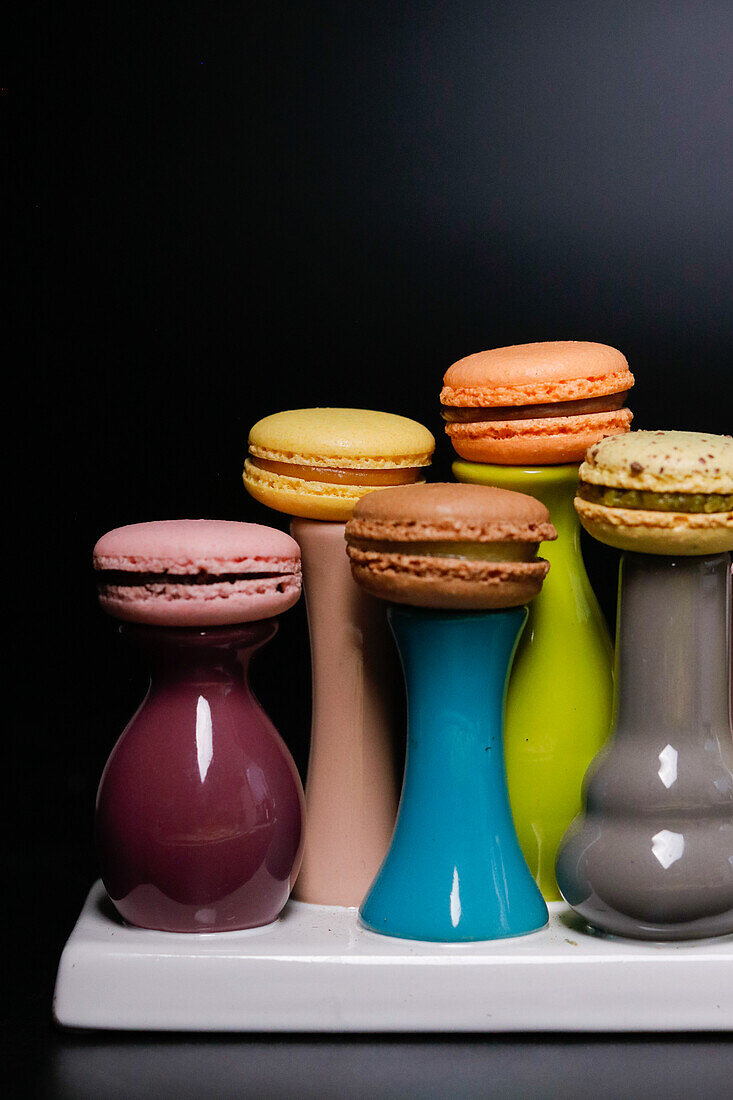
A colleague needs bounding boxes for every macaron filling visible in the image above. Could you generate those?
[247,457,425,486]
[346,539,540,562]
[577,483,733,514]
[96,569,296,587]
[441,392,629,423]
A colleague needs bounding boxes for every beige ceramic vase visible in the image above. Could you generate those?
[290,519,401,906]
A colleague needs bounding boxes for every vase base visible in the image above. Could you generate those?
[570,905,733,943]
[357,910,548,944]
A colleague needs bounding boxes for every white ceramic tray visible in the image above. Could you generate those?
[53,882,733,1032]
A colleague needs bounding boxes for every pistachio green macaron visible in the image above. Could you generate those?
[575,430,733,554]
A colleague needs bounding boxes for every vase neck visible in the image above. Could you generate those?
[121,621,278,685]
[614,552,731,741]
[388,606,527,755]
[508,470,579,529]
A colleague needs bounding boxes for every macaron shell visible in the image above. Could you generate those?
[446,409,633,465]
[346,480,555,541]
[98,574,302,626]
[94,519,300,575]
[346,511,554,546]
[441,341,633,407]
[348,549,549,609]
[575,498,733,555]
[579,430,733,493]
[243,458,397,521]
[248,408,435,468]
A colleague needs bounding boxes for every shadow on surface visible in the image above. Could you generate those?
[38,1029,733,1100]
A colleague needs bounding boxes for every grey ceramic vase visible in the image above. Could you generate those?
[556,551,733,940]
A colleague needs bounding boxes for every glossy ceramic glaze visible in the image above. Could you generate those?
[453,461,613,900]
[360,607,548,942]
[556,552,733,940]
[96,622,305,932]
[290,520,401,907]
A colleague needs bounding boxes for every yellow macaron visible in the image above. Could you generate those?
[243,408,435,521]
[575,430,733,555]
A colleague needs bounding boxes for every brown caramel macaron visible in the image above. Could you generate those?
[345,482,556,609]
[441,341,634,464]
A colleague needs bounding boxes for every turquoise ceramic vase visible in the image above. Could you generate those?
[359,606,548,942]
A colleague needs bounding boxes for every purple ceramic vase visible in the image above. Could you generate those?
[96,621,305,932]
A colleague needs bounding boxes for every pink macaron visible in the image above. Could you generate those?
[93,519,302,626]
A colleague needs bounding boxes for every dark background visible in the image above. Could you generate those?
[13,1,733,1094]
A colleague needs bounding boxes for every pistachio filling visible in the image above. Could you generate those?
[349,539,539,562]
[249,457,423,486]
[577,483,733,513]
[441,392,628,423]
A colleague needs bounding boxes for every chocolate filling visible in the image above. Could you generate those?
[96,570,293,586]
[441,391,629,423]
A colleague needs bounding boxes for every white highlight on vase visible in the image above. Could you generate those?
[657,744,678,789]
[196,695,214,783]
[450,867,462,928]
[194,908,217,925]
[651,829,685,870]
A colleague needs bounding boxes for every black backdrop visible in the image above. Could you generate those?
[14,1,733,1091]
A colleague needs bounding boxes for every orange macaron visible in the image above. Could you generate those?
[440,341,634,464]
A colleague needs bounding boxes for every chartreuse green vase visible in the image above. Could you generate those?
[452,462,613,900]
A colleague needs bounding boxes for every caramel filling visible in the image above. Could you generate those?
[349,539,539,562]
[441,392,629,423]
[249,457,424,486]
[577,483,733,514]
